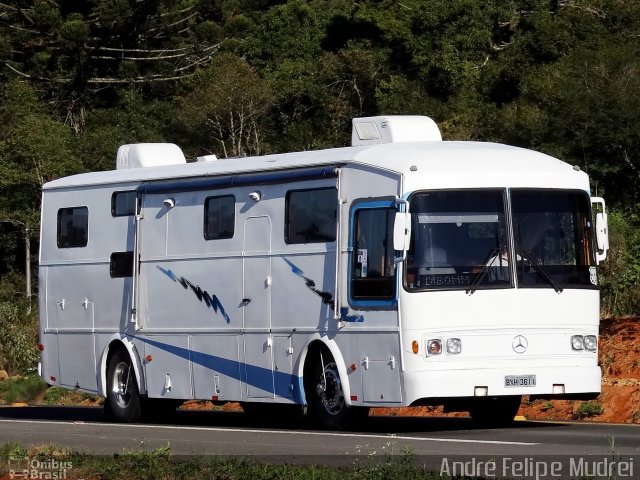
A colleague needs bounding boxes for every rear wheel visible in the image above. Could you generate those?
[469,395,521,427]
[105,349,142,422]
[306,351,369,430]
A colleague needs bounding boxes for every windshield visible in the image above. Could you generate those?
[406,190,510,291]
[511,189,597,289]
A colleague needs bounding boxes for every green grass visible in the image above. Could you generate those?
[42,386,102,406]
[0,443,449,480]
[574,400,604,419]
[0,375,47,404]
[0,375,102,406]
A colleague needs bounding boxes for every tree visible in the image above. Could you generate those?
[77,90,176,172]
[178,53,275,157]
[0,80,79,277]
[0,0,225,129]
[0,81,79,226]
[484,2,640,206]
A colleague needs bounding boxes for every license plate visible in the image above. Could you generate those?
[505,375,536,387]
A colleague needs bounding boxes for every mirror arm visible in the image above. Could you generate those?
[394,198,408,210]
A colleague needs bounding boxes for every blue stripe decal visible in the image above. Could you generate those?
[339,307,364,323]
[157,266,231,323]
[282,255,365,322]
[282,257,334,308]
[136,336,303,403]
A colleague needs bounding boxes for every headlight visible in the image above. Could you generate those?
[571,335,585,351]
[446,338,462,354]
[427,339,442,355]
[584,335,598,352]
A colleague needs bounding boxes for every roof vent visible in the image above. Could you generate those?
[116,143,187,169]
[352,115,442,146]
[197,154,218,162]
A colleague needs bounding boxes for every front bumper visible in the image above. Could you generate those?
[403,365,601,405]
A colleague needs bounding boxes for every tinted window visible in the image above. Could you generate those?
[204,195,235,240]
[112,191,136,217]
[285,188,337,244]
[110,251,134,278]
[351,207,395,300]
[57,207,88,248]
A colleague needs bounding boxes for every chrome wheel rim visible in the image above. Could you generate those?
[316,362,344,416]
[112,361,132,409]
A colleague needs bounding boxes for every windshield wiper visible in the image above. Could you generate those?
[516,248,563,294]
[466,247,500,295]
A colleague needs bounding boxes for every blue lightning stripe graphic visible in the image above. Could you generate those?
[157,266,231,323]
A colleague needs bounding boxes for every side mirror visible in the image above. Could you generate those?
[595,212,608,263]
[393,211,411,263]
[591,197,609,264]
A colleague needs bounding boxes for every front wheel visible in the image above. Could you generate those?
[469,395,521,427]
[307,354,369,430]
[105,349,142,422]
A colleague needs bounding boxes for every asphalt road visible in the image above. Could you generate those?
[1,406,639,476]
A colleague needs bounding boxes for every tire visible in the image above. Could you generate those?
[105,349,142,423]
[306,351,369,430]
[469,395,521,427]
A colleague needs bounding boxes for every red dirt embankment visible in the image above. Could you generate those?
[372,316,640,423]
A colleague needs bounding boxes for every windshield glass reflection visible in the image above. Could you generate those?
[406,190,509,291]
[512,190,596,289]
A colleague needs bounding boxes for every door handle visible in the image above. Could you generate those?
[239,298,252,307]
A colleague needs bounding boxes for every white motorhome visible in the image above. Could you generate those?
[38,116,609,428]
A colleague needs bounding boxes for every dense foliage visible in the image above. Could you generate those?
[0,301,39,375]
[1,0,639,335]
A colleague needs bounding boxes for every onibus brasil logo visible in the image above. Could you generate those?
[8,456,74,479]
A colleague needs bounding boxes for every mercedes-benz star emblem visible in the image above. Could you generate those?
[512,335,528,354]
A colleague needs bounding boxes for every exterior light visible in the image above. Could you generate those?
[584,335,598,352]
[249,191,261,202]
[571,335,585,351]
[411,340,419,354]
[446,338,462,354]
[427,339,442,355]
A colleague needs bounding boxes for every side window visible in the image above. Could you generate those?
[110,251,134,278]
[351,207,396,300]
[57,207,88,248]
[285,188,337,244]
[112,191,136,217]
[204,195,235,240]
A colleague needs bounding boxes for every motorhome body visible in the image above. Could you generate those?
[38,116,609,427]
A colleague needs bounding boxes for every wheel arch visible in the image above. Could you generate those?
[97,334,146,397]
[297,335,352,407]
